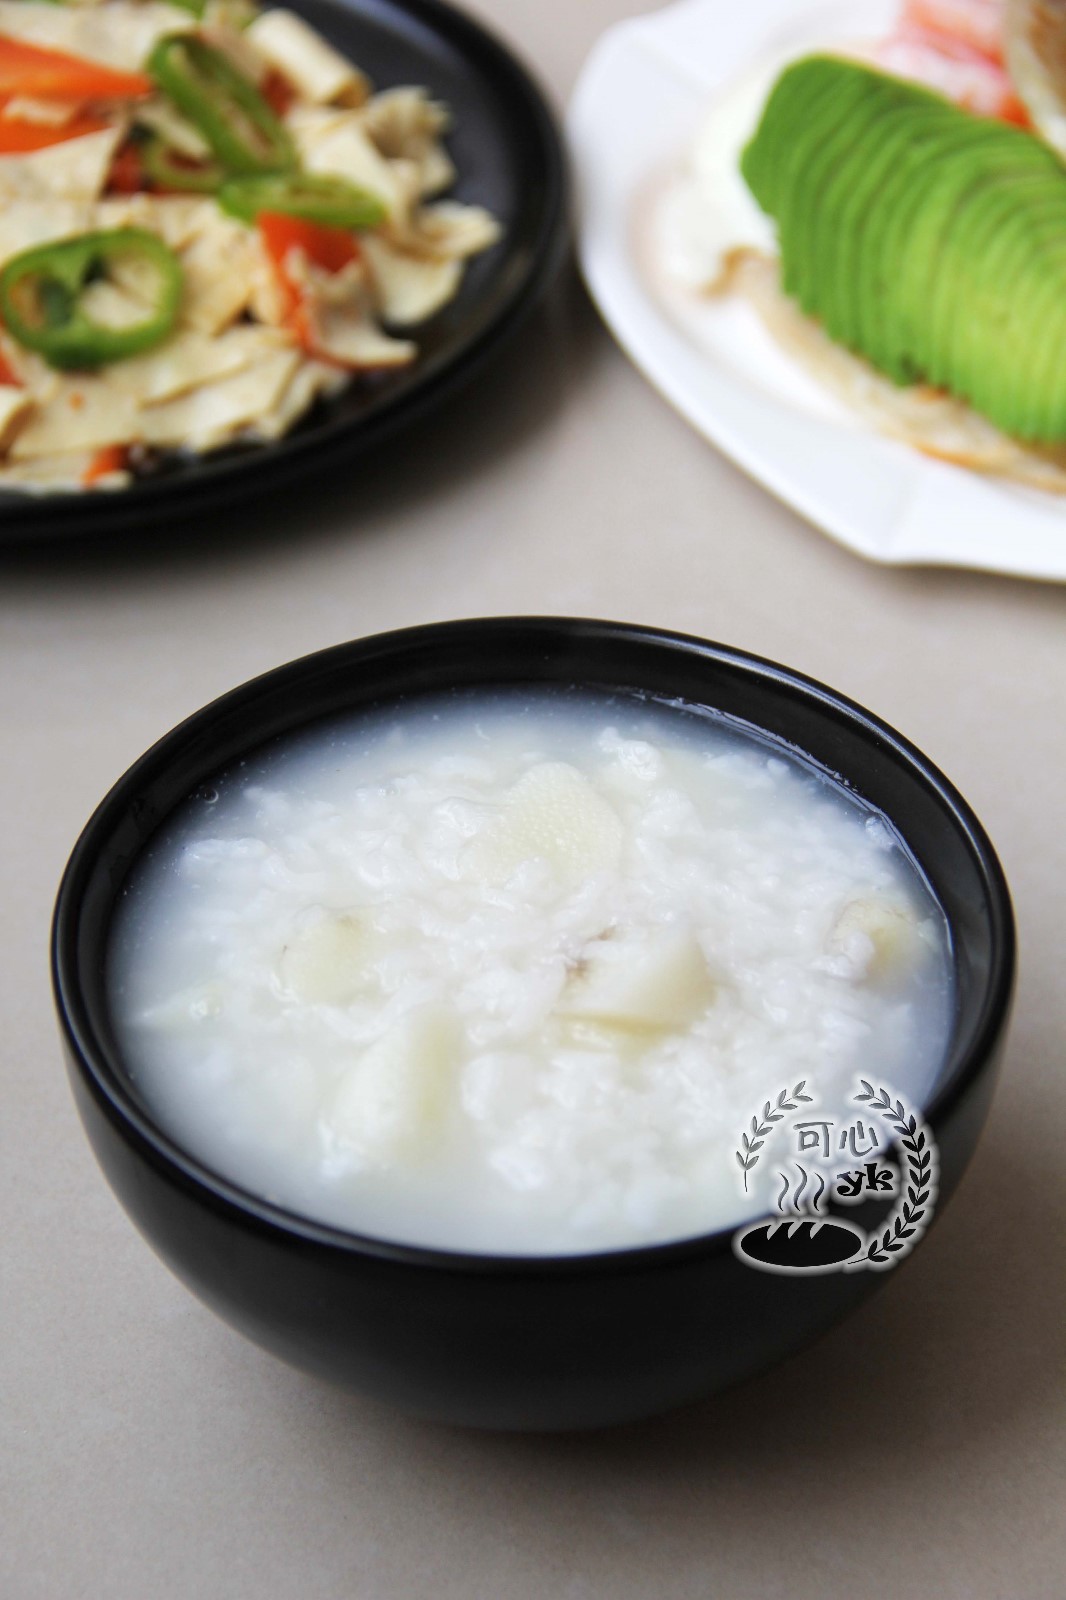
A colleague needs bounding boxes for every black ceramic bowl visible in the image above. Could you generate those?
[53,619,1015,1430]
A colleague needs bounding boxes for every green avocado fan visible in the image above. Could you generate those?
[741,54,1066,445]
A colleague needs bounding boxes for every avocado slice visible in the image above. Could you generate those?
[815,93,941,351]
[785,66,899,319]
[773,62,879,309]
[997,210,1066,436]
[741,55,844,214]
[941,174,1066,432]
[743,55,883,304]
[926,161,1053,398]
[817,72,965,374]
[870,115,1029,382]
[894,150,1066,438]
[860,104,998,378]
[845,102,960,374]
[926,135,1065,429]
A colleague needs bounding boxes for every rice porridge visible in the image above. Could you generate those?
[106,687,953,1254]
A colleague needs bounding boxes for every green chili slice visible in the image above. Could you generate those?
[0,229,183,369]
[142,134,225,193]
[218,171,387,228]
[147,33,296,175]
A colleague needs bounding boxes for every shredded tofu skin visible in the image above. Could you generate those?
[0,0,502,494]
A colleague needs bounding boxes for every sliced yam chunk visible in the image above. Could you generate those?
[93,195,221,253]
[0,384,34,450]
[467,762,624,887]
[361,86,450,151]
[287,105,403,217]
[201,0,261,26]
[199,19,269,86]
[0,1,195,74]
[277,912,377,1006]
[247,9,370,106]
[326,1006,459,1165]
[10,378,139,459]
[0,449,129,490]
[287,251,367,303]
[283,103,350,139]
[0,125,121,200]
[397,198,501,259]
[0,336,60,399]
[270,248,416,365]
[305,299,416,368]
[139,347,301,449]
[246,260,290,328]
[78,276,155,331]
[108,243,174,310]
[134,97,211,161]
[361,86,455,196]
[178,222,265,333]
[558,931,716,1033]
[361,234,461,325]
[0,199,92,266]
[102,325,293,404]
[413,143,456,201]
[827,897,928,981]
[245,358,345,440]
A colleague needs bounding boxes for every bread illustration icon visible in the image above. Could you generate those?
[734,1217,865,1273]
[733,1082,939,1276]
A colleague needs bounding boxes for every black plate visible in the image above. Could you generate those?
[0,0,568,542]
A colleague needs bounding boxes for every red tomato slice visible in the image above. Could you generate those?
[258,211,362,339]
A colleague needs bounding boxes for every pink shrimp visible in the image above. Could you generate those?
[853,0,1028,123]
[899,0,1006,63]
[861,30,1029,119]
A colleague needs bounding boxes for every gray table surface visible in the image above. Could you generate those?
[2,2,1064,1595]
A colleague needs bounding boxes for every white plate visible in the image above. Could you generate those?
[568,0,1066,580]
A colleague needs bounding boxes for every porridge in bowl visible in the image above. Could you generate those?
[107,686,953,1255]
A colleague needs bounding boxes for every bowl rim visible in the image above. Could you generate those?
[52,616,1016,1278]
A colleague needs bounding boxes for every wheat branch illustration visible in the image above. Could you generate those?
[735,1080,813,1192]
[849,1083,937,1269]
